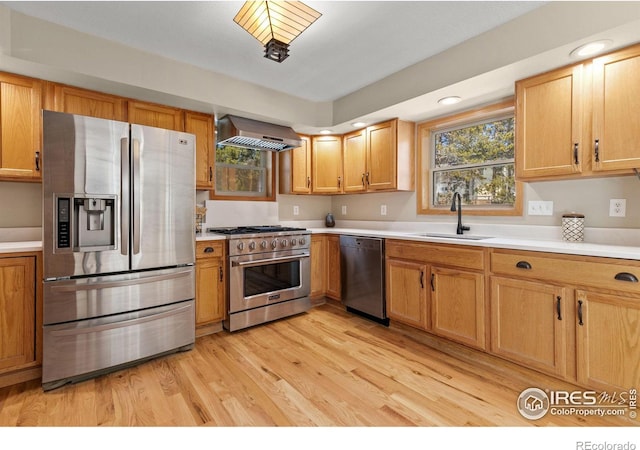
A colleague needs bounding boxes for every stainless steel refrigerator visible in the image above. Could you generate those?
[42,110,196,390]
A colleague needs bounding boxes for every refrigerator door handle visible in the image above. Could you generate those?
[132,138,141,255]
[120,137,130,256]
[49,268,194,293]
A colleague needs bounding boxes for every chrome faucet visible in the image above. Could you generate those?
[450,192,470,235]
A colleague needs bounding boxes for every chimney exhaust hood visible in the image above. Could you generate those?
[216,115,302,151]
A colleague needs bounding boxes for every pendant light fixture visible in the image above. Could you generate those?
[234,1,322,63]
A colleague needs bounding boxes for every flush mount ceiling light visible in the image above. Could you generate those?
[319,129,332,135]
[570,40,613,58]
[351,122,366,127]
[438,96,462,105]
[234,1,322,63]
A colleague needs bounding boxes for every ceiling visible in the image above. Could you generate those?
[2,1,640,134]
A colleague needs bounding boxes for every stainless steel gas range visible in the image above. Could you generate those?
[207,226,311,331]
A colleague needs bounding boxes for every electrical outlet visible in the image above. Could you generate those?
[528,200,554,216]
[293,205,299,216]
[341,205,347,215]
[381,204,387,216]
[609,199,626,217]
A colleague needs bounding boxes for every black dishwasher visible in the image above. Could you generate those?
[339,235,388,325]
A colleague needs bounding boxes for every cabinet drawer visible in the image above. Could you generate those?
[491,249,640,294]
[386,239,484,271]
[196,241,225,259]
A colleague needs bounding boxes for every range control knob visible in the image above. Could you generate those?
[290,239,297,246]
[298,237,306,245]
[281,240,288,247]
[271,239,278,249]
[237,242,245,251]
[249,241,256,250]
[261,240,268,249]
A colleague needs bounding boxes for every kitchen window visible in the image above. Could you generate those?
[417,100,522,216]
[212,145,275,201]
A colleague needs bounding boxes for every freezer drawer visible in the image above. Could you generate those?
[42,299,195,390]
[43,266,194,325]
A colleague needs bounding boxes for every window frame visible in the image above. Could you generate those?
[209,146,276,202]
[417,99,523,216]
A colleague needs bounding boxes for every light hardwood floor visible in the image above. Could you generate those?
[0,303,636,426]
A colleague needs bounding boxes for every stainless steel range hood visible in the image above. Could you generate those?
[216,115,302,151]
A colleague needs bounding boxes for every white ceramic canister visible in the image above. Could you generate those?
[562,212,585,242]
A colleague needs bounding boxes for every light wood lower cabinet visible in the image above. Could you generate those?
[310,234,326,298]
[325,235,341,300]
[195,241,226,335]
[490,277,568,378]
[385,240,486,350]
[386,258,427,330]
[576,289,640,392]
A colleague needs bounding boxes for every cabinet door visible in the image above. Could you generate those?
[291,136,311,193]
[367,120,397,191]
[311,136,343,194]
[185,111,214,190]
[592,44,640,171]
[342,130,367,193]
[128,100,184,131]
[576,289,640,391]
[386,258,427,330]
[195,257,225,326]
[515,64,584,179]
[0,256,36,372]
[491,277,567,378]
[0,73,42,181]
[431,266,485,349]
[326,235,341,300]
[45,83,126,121]
[310,235,326,297]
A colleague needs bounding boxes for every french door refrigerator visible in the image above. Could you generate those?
[42,110,196,390]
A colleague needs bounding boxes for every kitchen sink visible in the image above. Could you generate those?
[411,233,493,241]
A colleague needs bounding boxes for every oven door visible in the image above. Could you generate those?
[229,250,310,313]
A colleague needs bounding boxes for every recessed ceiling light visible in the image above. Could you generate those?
[438,96,462,105]
[351,122,366,127]
[570,40,612,58]
[320,130,332,135]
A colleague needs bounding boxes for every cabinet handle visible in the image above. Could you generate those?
[578,300,583,326]
[365,172,370,185]
[204,246,214,253]
[614,272,639,283]
[219,266,223,282]
[337,176,341,188]
[35,151,40,171]
[516,261,532,270]
[307,176,311,188]
[556,296,562,321]
[209,166,213,182]
[419,270,424,289]
[430,273,435,291]
[573,143,579,165]
[361,173,365,186]
[594,139,600,163]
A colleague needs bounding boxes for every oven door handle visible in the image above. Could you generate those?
[231,253,310,267]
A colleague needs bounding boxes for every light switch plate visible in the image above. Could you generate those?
[341,205,347,215]
[380,204,387,216]
[528,200,553,216]
[293,205,299,216]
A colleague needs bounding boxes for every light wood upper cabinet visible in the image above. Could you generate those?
[312,136,343,194]
[342,129,367,193]
[491,276,567,378]
[342,119,415,193]
[0,255,36,373]
[185,111,214,190]
[576,289,640,392]
[128,100,184,131]
[0,73,42,182]
[515,64,586,179]
[279,136,311,194]
[592,43,640,171]
[44,82,126,121]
